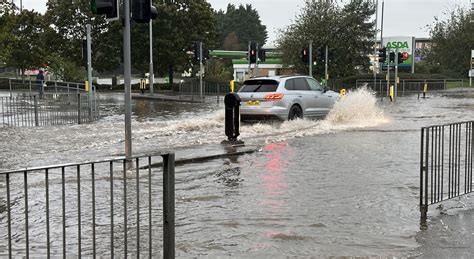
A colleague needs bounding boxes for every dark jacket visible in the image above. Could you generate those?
[36,72,44,83]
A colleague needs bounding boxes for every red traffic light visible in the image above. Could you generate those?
[402,52,409,60]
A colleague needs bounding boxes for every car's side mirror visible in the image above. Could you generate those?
[323,86,329,93]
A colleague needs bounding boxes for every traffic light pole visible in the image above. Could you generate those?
[386,49,390,99]
[149,17,154,95]
[124,0,132,159]
[86,24,93,115]
[373,0,379,92]
[255,42,259,77]
[395,48,399,100]
[247,41,251,79]
[199,41,203,99]
[309,40,313,77]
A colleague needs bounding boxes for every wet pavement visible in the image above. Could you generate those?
[1,88,474,257]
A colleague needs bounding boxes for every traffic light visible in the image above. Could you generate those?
[301,48,309,63]
[203,47,210,60]
[132,0,158,23]
[397,52,404,63]
[249,43,257,64]
[378,47,387,63]
[389,52,395,63]
[316,47,325,64]
[91,0,119,19]
[258,49,266,62]
[193,43,200,61]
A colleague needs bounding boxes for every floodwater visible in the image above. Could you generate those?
[1,88,474,257]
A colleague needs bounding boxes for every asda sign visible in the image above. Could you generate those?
[386,41,409,49]
[382,37,414,66]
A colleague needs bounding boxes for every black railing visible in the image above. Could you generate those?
[420,121,474,223]
[0,153,175,258]
[0,93,99,127]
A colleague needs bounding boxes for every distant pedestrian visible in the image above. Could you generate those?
[36,70,44,98]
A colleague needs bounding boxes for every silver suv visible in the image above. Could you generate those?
[237,75,339,121]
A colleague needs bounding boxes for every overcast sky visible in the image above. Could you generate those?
[19,0,472,45]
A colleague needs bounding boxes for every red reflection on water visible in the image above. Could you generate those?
[261,142,292,196]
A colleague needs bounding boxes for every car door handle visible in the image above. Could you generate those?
[298,95,302,98]
[314,96,319,98]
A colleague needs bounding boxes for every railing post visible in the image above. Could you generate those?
[9,78,12,98]
[420,127,428,226]
[67,83,71,104]
[55,81,58,93]
[163,153,175,259]
[29,77,32,94]
[78,93,81,125]
[444,79,447,90]
[34,95,39,127]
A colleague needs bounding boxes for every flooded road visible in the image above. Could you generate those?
[1,88,474,257]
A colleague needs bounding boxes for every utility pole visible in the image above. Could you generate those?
[123,0,132,159]
[325,45,329,82]
[149,12,154,95]
[199,41,203,99]
[309,40,313,77]
[86,24,93,116]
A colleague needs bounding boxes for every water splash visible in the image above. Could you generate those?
[323,87,389,128]
[240,87,389,143]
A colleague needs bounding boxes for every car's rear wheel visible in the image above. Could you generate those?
[288,105,303,120]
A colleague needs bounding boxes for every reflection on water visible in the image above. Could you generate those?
[1,89,474,256]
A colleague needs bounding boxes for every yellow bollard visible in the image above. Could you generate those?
[230,80,235,93]
[85,80,89,92]
[389,85,394,102]
[339,88,346,99]
[423,83,428,98]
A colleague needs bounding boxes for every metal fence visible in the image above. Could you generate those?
[178,80,229,101]
[0,153,175,258]
[0,77,87,96]
[355,79,465,95]
[0,93,99,127]
[420,121,474,223]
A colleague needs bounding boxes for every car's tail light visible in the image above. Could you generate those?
[264,93,284,100]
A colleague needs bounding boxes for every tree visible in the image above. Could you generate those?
[0,9,45,76]
[222,32,241,51]
[215,4,268,50]
[277,0,375,78]
[147,0,216,84]
[424,7,473,77]
[42,0,121,76]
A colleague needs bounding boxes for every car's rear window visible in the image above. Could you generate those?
[239,80,279,92]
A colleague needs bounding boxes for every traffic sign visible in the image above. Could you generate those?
[469,69,474,78]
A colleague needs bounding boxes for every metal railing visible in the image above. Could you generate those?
[178,80,229,102]
[355,79,465,95]
[0,77,87,97]
[0,93,99,127]
[0,153,175,258]
[420,121,474,223]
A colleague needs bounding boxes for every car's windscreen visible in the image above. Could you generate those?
[239,80,279,92]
